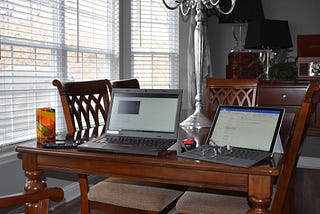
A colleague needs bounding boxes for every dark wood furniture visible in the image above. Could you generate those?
[297,35,320,58]
[15,79,319,214]
[272,81,320,214]
[52,79,112,135]
[297,35,320,80]
[176,81,320,214]
[226,52,263,79]
[53,79,183,214]
[257,80,308,115]
[0,187,64,214]
[205,78,258,119]
[111,78,140,88]
[16,134,280,214]
[257,80,320,135]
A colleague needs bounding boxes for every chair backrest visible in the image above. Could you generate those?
[271,81,320,214]
[111,78,140,89]
[52,79,112,135]
[205,78,258,119]
[0,187,64,213]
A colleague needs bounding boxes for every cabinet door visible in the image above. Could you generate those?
[257,81,320,136]
[257,82,309,115]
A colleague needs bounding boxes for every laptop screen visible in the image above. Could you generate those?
[106,88,182,138]
[209,106,284,152]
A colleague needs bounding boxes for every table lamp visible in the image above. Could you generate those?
[244,19,293,79]
[219,0,264,52]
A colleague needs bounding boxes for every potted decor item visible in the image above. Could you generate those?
[268,49,298,81]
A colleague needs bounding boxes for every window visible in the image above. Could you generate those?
[0,0,179,148]
[131,0,179,89]
[0,0,119,147]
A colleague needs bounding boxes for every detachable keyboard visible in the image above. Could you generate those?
[178,144,271,168]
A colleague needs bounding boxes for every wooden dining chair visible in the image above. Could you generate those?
[205,78,258,119]
[0,187,64,214]
[176,81,319,214]
[53,78,184,214]
[111,78,140,89]
[52,79,113,136]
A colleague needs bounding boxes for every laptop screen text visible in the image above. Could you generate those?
[210,106,283,151]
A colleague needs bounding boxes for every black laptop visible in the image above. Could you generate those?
[178,105,284,167]
[78,88,183,156]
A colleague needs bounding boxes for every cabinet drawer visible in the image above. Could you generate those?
[258,87,307,106]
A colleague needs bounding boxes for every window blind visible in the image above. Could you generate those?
[0,0,119,147]
[131,0,179,89]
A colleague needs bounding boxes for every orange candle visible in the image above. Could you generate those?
[36,108,56,141]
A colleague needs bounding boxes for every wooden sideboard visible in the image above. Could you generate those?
[257,80,320,135]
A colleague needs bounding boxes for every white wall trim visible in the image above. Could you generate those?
[0,142,34,165]
[0,151,18,165]
[298,156,320,169]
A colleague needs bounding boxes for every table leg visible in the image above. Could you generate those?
[247,175,272,214]
[22,153,48,214]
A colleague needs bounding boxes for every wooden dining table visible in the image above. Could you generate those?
[15,121,283,214]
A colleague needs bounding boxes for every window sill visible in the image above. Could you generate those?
[0,140,35,164]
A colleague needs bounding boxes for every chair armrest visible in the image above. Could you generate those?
[0,187,64,208]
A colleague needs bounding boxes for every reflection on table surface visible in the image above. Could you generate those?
[32,123,282,169]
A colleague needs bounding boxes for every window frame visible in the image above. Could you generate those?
[0,0,182,149]
[0,0,120,148]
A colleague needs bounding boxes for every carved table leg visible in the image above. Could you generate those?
[247,175,272,214]
[22,153,47,214]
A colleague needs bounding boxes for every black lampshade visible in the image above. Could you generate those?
[219,0,265,23]
[244,19,293,49]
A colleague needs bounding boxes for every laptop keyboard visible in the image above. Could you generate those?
[179,144,271,167]
[93,136,176,154]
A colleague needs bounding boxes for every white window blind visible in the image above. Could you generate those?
[131,0,179,89]
[0,0,119,147]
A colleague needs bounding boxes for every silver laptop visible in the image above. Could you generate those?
[78,88,183,156]
[178,105,284,167]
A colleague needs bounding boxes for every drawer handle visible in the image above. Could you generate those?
[282,94,287,99]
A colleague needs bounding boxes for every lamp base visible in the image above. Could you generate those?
[180,110,212,129]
